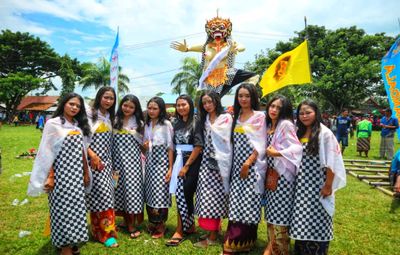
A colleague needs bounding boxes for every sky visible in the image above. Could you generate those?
[1,0,399,98]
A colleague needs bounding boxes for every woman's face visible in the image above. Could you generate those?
[238,88,251,109]
[64,97,81,119]
[100,91,115,111]
[121,100,135,118]
[268,99,282,121]
[299,104,316,127]
[176,99,190,118]
[202,95,216,114]
[147,102,160,120]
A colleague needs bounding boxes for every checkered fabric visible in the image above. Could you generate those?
[228,132,262,224]
[290,143,333,241]
[86,131,115,212]
[113,133,144,214]
[49,134,88,247]
[144,145,171,208]
[176,177,194,231]
[264,133,295,226]
[195,132,228,218]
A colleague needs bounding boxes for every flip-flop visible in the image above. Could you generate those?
[130,229,141,239]
[165,237,185,247]
[104,237,119,248]
[151,227,167,239]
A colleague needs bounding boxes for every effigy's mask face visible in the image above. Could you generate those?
[205,17,232,41]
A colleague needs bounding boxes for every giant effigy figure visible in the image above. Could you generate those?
[171,16,259,97]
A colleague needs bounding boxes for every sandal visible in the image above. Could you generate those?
[72,246,80,255]
[151,227,167,239]
[194,238,219,248]
[165,237,185,247]
[104,237,119,248]
[129,229,141,239]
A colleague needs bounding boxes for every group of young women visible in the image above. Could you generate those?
[28,84,346,255]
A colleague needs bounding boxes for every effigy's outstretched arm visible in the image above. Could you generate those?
[170,39,203,53]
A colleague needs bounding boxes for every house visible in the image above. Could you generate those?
[17,96,59,112]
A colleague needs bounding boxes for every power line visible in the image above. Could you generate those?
[131,68,181,79]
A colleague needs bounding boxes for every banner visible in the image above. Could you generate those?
[110,28,119,103]
[259,40,311,96]
[381,37,400,140]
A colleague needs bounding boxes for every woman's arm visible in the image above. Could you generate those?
[179,146,203,177]
[321,168,334,197]
[165,148,174,182]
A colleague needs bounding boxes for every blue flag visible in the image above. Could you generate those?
[110,29,119,103]
[381,37,400,140]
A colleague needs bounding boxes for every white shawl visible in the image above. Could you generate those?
[144,120,174,150]
[237,111,267,194]
[318,123,347,216]
[206,113,233,193]
[114,116,143,144]
[269,119,303,182]
[27,117,89,196]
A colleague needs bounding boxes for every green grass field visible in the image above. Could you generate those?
[0,125,399,255]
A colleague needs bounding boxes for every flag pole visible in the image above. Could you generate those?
[304,16,312,84]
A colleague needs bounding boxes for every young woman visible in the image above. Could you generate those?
[86,86,119,248]
[143,96,174,239]
[28,92,91,255]
[194,90,233,248]
[290,99,346,255]
[263,95,302,255]
[113,94,145,239]
[223,84,266,254]
[166,95,203,246]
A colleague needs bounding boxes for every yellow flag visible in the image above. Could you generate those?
[260,40,311,96]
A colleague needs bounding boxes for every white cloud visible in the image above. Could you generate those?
[1,0,399,97]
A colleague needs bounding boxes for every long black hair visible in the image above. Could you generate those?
[198,90,224,130]
[265,94,293,128]
[175,94,194,127]
[145,96,168,126]
[91,86,116,124]
[231,83,260,138]
[296,99,323,155]
[114,94,144,133]
[52,92,91,136]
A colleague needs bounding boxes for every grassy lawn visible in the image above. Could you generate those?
[0,125,399,255]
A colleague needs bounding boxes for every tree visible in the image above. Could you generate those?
[171,57,202,99]
[245,25,395,112]
[0,30,61,120]
[59,54,81,98]
[79,57,130,94]
[0,73,43,119]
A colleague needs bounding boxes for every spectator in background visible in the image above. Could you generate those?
[336,109,351,154]
[38,113,45,132]
[322,112,331,129]
[379,108,399,160]
[392,150,400,193]
[356,114,372,157]
[13,115,19,127]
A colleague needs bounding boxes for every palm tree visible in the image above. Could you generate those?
[79,57,130,94]
[171,57,202,99]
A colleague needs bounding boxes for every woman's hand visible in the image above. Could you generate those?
[44,167,55,192]
[321,183,333,198]
[178,165,189,177]
[394,176,400,193]
[266,145,279,157]
[240,162,250,179]
[143,140,150,151]
[165,169,172,183]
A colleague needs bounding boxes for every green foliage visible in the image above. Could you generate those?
[171,57,202,99]
[0,126,399,254]
[79,57,130,95]
[245,25,396,112]
[0,73,43,120]
[59,54,80,98]
[0,30,61,120]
